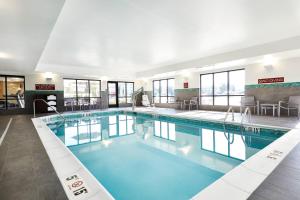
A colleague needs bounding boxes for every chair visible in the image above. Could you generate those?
[189,97,199,110]
[90,98,99,110]
[65,99,75,111]
[142,95,151,107]
[175,98,183,110]
[240,96,259,115]
[278,96,300,118]
[78,99,90,110]
[183,100,190,110]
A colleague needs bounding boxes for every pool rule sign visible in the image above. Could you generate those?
[64,174,89,199]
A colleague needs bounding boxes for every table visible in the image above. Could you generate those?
[260,103,278,117]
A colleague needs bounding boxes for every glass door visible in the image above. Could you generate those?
[108,81,118,107]
[0,76,6,110]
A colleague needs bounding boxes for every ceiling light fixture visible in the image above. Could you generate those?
[263,55,276,66]
[0,52,12,59]
[44,72,54,80]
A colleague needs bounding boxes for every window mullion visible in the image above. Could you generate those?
[212,74,215,106]
[227,72,229,106]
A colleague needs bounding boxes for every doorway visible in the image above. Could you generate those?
[107,81,118,107]
[107,81,135,108]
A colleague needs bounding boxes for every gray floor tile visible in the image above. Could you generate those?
[0,115,67,200]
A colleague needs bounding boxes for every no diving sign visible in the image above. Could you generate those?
[64,174,89,199]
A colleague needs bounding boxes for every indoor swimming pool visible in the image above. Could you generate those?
[46,111,287,200]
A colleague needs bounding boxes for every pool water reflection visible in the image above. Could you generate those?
[48,112,285,200]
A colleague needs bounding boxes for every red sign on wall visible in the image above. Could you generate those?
[258,77,284,84]
[184,82,189,88]
[35,84,55,90]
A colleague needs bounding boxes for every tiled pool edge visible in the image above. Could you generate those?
[130,109,300,199]
[32,118,114,200]
[192,129,300,199]
[33,110,300,200]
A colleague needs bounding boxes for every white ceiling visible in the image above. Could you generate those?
[1,0,300,78]
[0,0,65,74]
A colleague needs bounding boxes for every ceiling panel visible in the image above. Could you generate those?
[0,0,65,73]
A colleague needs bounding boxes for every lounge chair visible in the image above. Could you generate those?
[278,96,300,118]
[189,97,199,110]
[142,95,151,107]
[240,96,259,115]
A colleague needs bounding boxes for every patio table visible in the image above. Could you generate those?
[260,103,278,117]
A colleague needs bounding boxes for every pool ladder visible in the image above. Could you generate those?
[33,99,66,121]
[224,106,260,133]
[224,106,235,123]
[131,87,144,111]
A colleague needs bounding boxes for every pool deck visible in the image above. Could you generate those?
[248,143,300,200]
[0,115,68,200]
[125,107,300,129]
[0,108,300,200]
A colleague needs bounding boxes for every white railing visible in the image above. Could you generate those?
[131,87,144,110]
[224,106,235,123]
[241,106,252,125]
[33,99,66,121]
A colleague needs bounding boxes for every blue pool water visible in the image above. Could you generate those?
[48,111,286,200]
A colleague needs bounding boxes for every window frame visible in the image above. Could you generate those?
[152,78,175,103]
[199,69,245,106]
[117,81,134,104]
[0,74,25,110]
[63,78,101,106]
[200,129,246,161]
[153,120,176,142]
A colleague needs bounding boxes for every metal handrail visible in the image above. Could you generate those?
[131,87,144,110]
[224,106,235,123]
[33,99,66,121]
[241,106,252,125]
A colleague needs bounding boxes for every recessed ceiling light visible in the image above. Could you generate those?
[0,52,12,59]
[44,72,54,80]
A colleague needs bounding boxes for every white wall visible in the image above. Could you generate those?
[6,56,300,92]
[25,73,64,90]
[137,57,300,91]
[245,57,300,84]
[24,73,138,92]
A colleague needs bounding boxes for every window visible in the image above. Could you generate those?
[154,121,176,141]
[118,82,134,104]
[153,78,175,103]
[200,69,245,106]
[201,128,246,160]
[64,119,102,146]
[0,75,25,110]
[108,115,134,137]
[126,82,134,103]
[63,79,101,106]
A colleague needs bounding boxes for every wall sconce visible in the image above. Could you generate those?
[263,55,277,72]
[44,72,54,80]
[264,65,273,71]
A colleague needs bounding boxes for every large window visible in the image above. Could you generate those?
[0,75,25,110]
[63,119,102,146]
[154,121,176,141]
[200,69,245,106]
[201,128,246,160]
[63,79,101,106]
[108,115,134,137]
[153,78,175,103]
[118,82,134,104]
